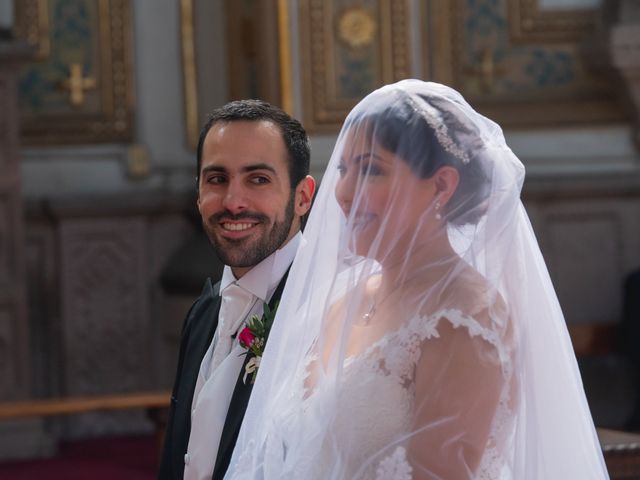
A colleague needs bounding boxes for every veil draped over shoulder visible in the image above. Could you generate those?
[225,80,608,479]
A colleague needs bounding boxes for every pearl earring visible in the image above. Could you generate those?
[435,200,442,220]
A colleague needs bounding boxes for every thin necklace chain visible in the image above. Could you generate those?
[362,278,412,323]
[361,259,457,324]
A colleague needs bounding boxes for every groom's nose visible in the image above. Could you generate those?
[222,179,249,214]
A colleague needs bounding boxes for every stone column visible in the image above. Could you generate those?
[0,40,54,459]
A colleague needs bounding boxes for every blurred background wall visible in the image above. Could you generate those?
[0,0,639,461]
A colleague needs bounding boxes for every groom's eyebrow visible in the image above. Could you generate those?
[200,163,277,175]
[201,165,226,175]
[243,163,277,174]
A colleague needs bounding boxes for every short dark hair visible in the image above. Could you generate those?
[196,99,310,189]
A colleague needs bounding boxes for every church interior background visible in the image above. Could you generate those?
[1,0,640,476]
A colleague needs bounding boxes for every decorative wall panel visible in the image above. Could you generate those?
[508,0,597,43]
[544,213,623,324]
[59,217,150,436]
[14,0,51,59]
[0,45,29,407]
[300,0,411,131]
[60,218,149,397]
[425,0,623,126]
[15,0,134,145]
[20,192,196,439]
[25,224,59,399]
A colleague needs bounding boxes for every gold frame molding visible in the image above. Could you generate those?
[335,6,378,49]
[14,0,50,60]
[180,0,199,149]
[277,0,293,115]
[508,0,597,44]
[17,0,134,145]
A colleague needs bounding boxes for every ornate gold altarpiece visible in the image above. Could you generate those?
[14,0,134,145]
[426,0,624,127]
[180,0,625,138]
[296,0,622,131]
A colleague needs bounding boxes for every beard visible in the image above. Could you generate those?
[203,192,296,269]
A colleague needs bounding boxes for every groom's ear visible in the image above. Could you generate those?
[294,175,316,217]
[433,166,459,208]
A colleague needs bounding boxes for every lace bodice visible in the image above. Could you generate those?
[303,310,511,480]
[230,308,514,480]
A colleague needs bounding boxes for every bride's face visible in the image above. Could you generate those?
[335,128,439,261]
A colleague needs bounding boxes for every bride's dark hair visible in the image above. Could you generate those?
[347,91,491,226]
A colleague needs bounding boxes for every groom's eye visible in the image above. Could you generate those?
[206,174,227,185]
[249,175,270,185]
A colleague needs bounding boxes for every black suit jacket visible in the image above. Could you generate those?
[158,273,288,480]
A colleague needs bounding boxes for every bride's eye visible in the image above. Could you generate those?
[362,162,383,176]
[337,163,347,177]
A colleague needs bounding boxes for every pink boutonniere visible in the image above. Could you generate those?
[238,302,278,384]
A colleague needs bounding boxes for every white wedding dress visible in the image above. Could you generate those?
[230,308,514,480]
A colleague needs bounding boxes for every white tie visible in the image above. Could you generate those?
[209,282,255,373]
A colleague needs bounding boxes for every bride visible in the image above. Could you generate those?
[225,80,608,479]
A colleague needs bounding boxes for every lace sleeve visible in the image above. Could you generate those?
[405,309,514,480]
[375,446,413,480]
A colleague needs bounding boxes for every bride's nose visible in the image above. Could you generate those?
[335,174,354,216]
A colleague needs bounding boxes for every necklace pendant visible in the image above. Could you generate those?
[362,305,376,323]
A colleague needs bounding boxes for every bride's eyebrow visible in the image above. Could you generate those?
[352,153,386,165]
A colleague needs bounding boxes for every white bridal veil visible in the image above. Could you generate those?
[226,80,608,479]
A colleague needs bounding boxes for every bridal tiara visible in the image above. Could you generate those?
[404,92,472,165]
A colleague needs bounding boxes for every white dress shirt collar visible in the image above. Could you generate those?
[219,231,302,302]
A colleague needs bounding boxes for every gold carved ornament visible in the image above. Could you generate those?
[336,6,377,49]
[61,63,96,107]
[464,47,506,94]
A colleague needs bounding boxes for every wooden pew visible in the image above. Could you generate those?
[0,391,171,460]
[0,391,170,420]
[599,428,640,479]
[2,392,639,478]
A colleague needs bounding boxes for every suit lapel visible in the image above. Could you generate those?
[211,269,290,480]
[160,279,221,479]
[211,353,255,479]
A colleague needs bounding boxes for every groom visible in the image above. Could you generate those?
[158,100,315,480]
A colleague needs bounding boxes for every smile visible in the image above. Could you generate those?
[221,222,257,231]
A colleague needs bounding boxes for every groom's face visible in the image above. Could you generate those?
[197,120,302,277]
